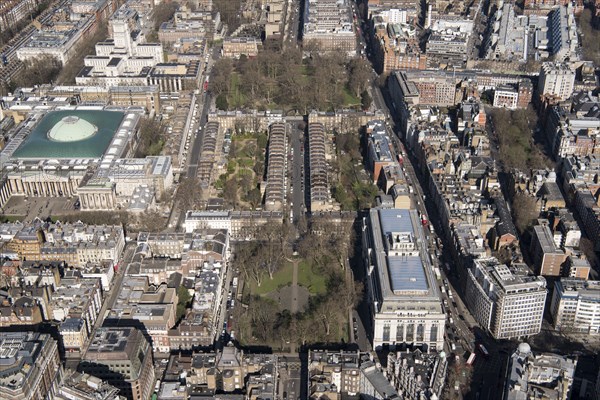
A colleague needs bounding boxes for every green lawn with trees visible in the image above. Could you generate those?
[176,285,192,321]
[578,9,600,66]
[331,130,378,210]
[247,259,327,296]
[215,133,265,209]
[489,107,551,171]
[210,49,372,112]
[233,218,361,349]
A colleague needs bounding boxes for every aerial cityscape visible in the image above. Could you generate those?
[0,0,599,399]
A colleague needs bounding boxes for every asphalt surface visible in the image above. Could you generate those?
[278,355,302,400]
[81,243,136,358]
[289,122,305,226]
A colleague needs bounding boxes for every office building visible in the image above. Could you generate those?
[386,349,446,400]
[426,19,473,67]
[76,5,163,87]
[530,224,567,276]
[367,120,395,184]
[0,332,62,400]
[465,258,547,339]
[55,371,124,400]
[539,62,575,101]
[551,278,600,334]
[362,208,445,351]
[504,343,576,400]
[80,327,155,400]
[16,16,93,65]
[548,3,579,62]
[222,37,260,58]
[303,0,356,55]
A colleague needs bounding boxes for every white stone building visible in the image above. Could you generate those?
[539,62,575,101]
[551,278,600,334]
[362,208,445,351]
[465,258,547,340]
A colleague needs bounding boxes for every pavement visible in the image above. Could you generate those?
[81,243,136,358]
[289,122,306,228]
[278,355,303,400]
[290,259,300,313]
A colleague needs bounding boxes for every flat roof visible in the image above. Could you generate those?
[12,110,124,159]
[388,255,428,292]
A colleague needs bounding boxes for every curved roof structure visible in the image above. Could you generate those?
[47,116,98,142]
[13,110,125,159]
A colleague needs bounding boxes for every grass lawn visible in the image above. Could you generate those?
[296,260,327,294]
[238,158,254,168]
[249,262,294,295]
[228,73,246,108]
[343,87,361,107]
[247,259,328,296]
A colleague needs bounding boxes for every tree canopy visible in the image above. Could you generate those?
[210,49,372,112]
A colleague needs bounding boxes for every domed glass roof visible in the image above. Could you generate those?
[12,110,125,159]
[47,116,98,142]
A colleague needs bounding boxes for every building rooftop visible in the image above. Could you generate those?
[369,208,440,301]
[12,110,124,159]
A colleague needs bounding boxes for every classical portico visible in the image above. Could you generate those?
[77,180,118,210]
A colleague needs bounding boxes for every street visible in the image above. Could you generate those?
[81,243,136,358]
[278,355,303,400]
[288,121,306,227]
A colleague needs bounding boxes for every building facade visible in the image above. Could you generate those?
[539,62,575,101]
[0,332,62,400]
[465,258,547,339]
[80,327,155,400]
[551,278,600,334]
[362,208,445,351]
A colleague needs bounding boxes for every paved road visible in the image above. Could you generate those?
[186,46,220,178]
[289,123,305,227]
[278,355,302,400]
[290,260,299,313]
[352,310,371,351]
[81,243,136,358]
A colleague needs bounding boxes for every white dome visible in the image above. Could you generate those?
[517,342,531,356]
[47,116,98,142]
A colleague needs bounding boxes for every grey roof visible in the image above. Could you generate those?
[379,208,414,234]
[388,256,428,292]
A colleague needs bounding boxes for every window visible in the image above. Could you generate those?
[430,325,438,342]
[416,324,424,342]
[406,324,414,342]
[396,324,404,342]
[383,324,390,342]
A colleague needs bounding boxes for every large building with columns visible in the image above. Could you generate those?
[0,106,173,211]
[362,208,446,351]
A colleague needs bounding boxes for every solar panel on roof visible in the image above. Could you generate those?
[378,208,414,234]
[387,256,428,293]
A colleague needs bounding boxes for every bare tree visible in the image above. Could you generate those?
[348,58,372,97]
[512,193,539,233]
[176,177,204,211]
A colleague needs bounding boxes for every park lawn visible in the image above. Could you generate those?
[343,87,361,107]
[249,262,294,295]
[296,260,327,294]
[247,259,328,296]
[238,158,254,168]
[228,73,246,108]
